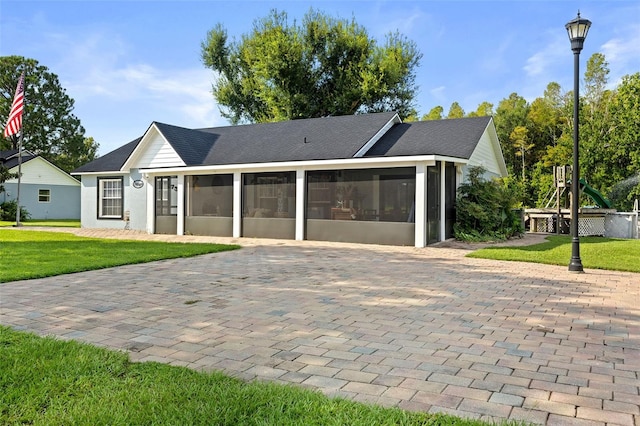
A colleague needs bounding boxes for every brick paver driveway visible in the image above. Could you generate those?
[1,230,639,425]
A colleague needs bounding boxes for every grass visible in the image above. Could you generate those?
[0,326,490,425]
[0,229,239,283]
[0,219,80,227]
[468,235,640,273]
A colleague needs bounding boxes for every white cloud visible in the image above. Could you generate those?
[601,23,640,84]
[28,22,227,153]
[523,36,565,78]
[429,85,446,102]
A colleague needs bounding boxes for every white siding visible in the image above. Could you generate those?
[8,157,80,186]
[468,130,501,176]
[134,132,185,169]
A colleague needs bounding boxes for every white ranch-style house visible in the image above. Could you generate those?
[72,112,507,246]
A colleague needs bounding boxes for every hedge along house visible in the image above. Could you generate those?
[72,112,506,247]
[1,149,80,219]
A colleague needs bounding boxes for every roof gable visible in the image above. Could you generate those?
[365,116,492,159]
[2,151,80,185]
[122,123,186,170]
[5,156,80,186]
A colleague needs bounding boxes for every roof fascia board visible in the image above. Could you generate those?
[434,155,471,165]
[352,113,402,158]
[485,117,508,176]
[9,156,81,185]
[71,170,129,176]
[3,149,35,161]
[139,155,448,175]
[120,123,186,171]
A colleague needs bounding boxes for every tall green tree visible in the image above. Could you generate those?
[510,126,534,182]
[0,56,99,173]
[493,93,530,178]
[608,73,640,195]
[201,9,422,123]
[446,101,464,118]
[467,101,494,117]
[579,53,616,191]
[421,105,443,121]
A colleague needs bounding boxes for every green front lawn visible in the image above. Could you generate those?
[0,229,239,283]
[0,219,80,227]
[468,235,640,273]
[0,326,489,425]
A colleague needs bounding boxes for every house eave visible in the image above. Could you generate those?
[138,155,470,176]
[71,170,129,177]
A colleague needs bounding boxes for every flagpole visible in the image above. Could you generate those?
[4,69,26,226]
[15,131,23,227]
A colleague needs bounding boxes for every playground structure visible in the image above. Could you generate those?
[525,167,638,238]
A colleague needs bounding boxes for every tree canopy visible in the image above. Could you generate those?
[0,56,99,173]
[421,54,640,211]
[201,9,422,124]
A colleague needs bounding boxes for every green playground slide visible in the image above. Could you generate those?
[579,178,612,208]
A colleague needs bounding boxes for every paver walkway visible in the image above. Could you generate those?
[1,228,639,425]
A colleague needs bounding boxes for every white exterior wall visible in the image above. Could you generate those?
[79,172,148,231]
[467,131,501,178]
[127,169,148,231]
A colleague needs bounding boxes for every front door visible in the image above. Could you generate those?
[155,176,177,234]
[427,165,440,245]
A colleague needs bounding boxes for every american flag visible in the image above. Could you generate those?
[3,71,25,138]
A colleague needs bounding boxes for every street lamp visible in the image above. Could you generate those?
[565,12,591,273]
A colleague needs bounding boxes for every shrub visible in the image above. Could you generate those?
[0,200,31,221]
[454,166,523,242]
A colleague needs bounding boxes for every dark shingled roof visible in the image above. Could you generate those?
[1,149,37,169]
[364,116,491,159]
[195,112,398,165]
[73,112,398,172]
[72,113,493,173]
[153,123,216,166]
[72,138,141,173]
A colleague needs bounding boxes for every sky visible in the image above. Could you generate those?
[1,0,639,156]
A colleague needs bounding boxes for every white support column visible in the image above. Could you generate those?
[440,161,446,242]
[145,174,155,234]
[295,169,305,241]
[176,174,185,236]
[415,164,427,247]
[233,172,242,238]
[457,164,464,187]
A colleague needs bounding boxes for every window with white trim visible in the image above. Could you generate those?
[98,177,124,219]
[38,189,51,203]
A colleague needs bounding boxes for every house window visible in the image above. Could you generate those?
[98,177,124,219]
[38,189,51,203]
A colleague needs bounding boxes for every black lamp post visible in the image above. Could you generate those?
[565,12,591,273]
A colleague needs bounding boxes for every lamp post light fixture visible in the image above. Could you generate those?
[566,12,591,273]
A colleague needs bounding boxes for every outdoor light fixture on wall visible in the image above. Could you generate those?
[565,11,591,273]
